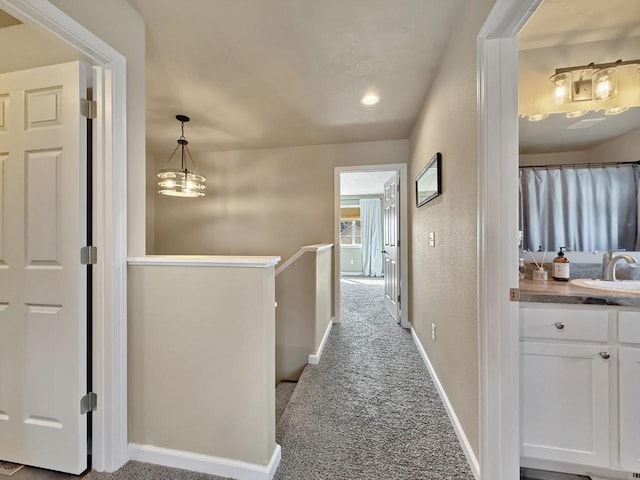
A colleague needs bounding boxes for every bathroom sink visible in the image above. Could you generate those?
[570,278,640,295]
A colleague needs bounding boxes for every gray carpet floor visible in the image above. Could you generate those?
[30,277,471,480]
[84,461,229,480]
[276,381,297,426]
[274,277,474,480]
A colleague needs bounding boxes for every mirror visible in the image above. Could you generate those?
[416,152,441,207]
[517,5,640,253]
[519,108,640,253]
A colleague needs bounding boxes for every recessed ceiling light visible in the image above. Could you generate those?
[361,94,380,106]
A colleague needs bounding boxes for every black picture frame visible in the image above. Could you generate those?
[416,152,442,207]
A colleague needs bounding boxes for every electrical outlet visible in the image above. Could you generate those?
[431,323,436,341]
[429,232,435,247]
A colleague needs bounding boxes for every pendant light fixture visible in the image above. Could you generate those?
[157,115,206,197]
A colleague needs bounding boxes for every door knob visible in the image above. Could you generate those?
[382,250,388,254]
[554,322,565,330]
[599,352,610,360]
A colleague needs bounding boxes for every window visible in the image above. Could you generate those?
[340,206,361,246]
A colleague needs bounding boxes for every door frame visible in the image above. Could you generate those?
[0,0,128,472]
[334,164,409,328]
[477,0,540,478]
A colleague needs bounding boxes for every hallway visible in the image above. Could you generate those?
[8,278,473,480]
[274,278,474,479]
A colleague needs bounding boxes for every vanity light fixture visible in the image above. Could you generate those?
[360,93,380,106]
[157,115,206,198]
[549,58,640,105]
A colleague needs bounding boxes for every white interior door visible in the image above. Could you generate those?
[0,61,89,474]
[383,172,400,323]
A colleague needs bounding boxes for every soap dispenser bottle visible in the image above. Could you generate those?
[552,247,570,282]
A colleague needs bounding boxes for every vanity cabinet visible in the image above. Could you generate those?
[520,305,614,469]
[619,312,640,472]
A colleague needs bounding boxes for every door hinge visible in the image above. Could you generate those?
[397,294,401,304]
[80,98,97,119]
[81,392,97,414]
[80,246,97,265]
[509,288,520,302]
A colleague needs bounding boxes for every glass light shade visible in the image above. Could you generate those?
[158,169,206,197]
[549,73,571,105]
[592,67,617,101]
[605,106,629,116]
[528,113,548,122]
[566,110,589,118]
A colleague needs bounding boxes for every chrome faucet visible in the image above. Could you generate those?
[602,250,637,281]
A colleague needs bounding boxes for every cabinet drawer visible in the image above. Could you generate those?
[619,311,640,344]
[521,306,610,342]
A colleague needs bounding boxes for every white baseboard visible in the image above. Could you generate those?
[308,318,333,365]
[410,327,480,479]
[128,443,281,480]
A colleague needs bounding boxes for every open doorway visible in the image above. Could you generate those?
[334,164,409,328]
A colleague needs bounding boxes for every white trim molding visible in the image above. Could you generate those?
[275,244,333,276]
[0,0,130,472]
[308,318,334,365]
[477,1,541,479]
[411,327,480,479]
[334,164,409,328]
[129,444,281,480]
[128,255,281,268]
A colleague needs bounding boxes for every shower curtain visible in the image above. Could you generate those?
[520,164,640,252]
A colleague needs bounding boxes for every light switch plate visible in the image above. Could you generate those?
[429,232,435,247]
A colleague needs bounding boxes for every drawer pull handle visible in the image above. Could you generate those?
[555,322,565,330]
[599,352,610,360]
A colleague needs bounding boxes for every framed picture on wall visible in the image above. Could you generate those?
[416,152,442,207]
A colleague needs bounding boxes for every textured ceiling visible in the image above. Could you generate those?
[341,171,396,196]
[519,0,640,50]
[518,0,640,153]
[126,0,464,155]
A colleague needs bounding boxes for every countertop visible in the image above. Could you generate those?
[519,278,640,307]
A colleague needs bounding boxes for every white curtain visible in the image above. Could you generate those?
[520,164,640,252]
[359,198,383,276]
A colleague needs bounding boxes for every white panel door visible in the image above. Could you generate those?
[520,341,611,468]
[619,347,640,472]
[383,173,400,323]
[0,62,89,474]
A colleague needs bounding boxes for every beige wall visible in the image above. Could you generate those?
[128,264,276,465]
[275,247,333,382]
[50,0,147,256]
[409,0,496,458]
[520,150,588,167]
[340,246,362,274]
[588,126,640,163]
[520,127,640,166]
[153,139,409,261]
[0,22,79,73]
